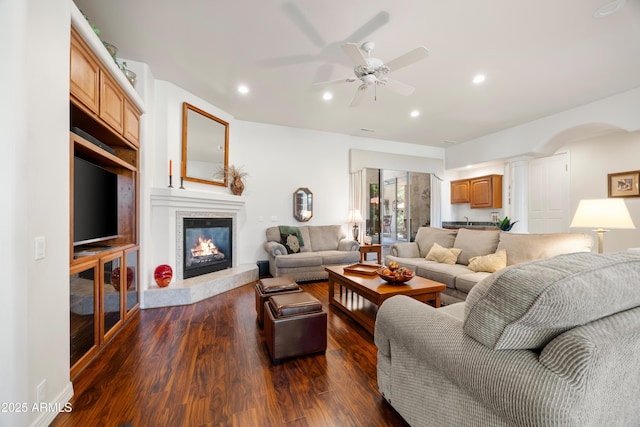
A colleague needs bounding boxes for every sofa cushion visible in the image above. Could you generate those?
[320,250,360,265]
[467,249,507,273]
[425,243,462,264]
[453,228,500,266]
[455,271,492,294]
[496,232,593,266]
[274,252,323,268]
[307,225,344,251]
[414,227,458,258]
[416,262,470,288]
[463,252,640,350]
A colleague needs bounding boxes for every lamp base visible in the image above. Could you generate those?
[595,228,608,254]
[352,224,359,242]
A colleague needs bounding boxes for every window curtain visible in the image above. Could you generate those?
[430,174,442,228]
[349,170,363,241]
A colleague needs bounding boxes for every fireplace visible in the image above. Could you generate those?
[182,217,232,279]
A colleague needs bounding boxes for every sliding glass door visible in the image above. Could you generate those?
[365,168,431,245]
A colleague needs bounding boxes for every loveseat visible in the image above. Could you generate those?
[385,227,593,305]
[375,252,640,426]
[263,225,360,282]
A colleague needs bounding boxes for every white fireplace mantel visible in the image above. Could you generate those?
[150,187,246,211]
[144,187,257,309]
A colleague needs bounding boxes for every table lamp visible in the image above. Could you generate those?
[348,209,364,242]
[570,198,635,253]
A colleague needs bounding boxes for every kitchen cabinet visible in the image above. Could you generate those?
[450,179,470,204]
[470,175,502,208]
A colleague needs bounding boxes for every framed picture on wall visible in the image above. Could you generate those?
[608,170,640,198]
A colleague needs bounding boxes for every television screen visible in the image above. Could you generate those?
[73,156,118,246]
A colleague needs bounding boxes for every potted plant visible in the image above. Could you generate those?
[497,217,518,231]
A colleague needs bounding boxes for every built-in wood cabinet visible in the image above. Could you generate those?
[450,174,502,208]
[69,25,142,378]
[470,175,502,208]
[450,179,470,204]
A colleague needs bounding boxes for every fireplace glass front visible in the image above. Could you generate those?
[183,217,232,279]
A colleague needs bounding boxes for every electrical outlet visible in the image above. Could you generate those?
[37,379,46,403]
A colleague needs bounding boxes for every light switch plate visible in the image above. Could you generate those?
[34,236,46,260]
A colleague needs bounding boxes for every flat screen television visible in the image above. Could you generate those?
[73,156,119,246]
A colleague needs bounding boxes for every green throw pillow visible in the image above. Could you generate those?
[279,226,304,254]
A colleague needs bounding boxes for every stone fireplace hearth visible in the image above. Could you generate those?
[144,187,258,308]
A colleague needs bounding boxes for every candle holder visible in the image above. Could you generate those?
[179,177,185,189]
[168,175,174,188]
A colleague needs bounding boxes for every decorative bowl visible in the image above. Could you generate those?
[376,266,414,284]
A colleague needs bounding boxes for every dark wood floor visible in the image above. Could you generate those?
[52,280,409,427]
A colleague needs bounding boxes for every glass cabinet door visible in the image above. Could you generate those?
[101,252,123,340]
[125,247,139,316]
[70,260,99,374]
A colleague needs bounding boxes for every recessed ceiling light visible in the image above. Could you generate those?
[322,92,333,101]
[237,85,249,94]
[410,110,420,118]
[473,74,486,84]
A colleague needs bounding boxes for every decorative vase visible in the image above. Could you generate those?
[111,267,135,291]
[154,264,173,288]
[230,176,245,195]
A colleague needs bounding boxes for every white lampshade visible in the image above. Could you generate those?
[348,209,364,223]
[570,198,635,253]
[570,199,635,229]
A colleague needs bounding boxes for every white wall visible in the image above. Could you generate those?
[445,87,640,170]
[561,131,640,252]
[2,0,73,426]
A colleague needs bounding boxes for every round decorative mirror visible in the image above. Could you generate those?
[293,188,313,222]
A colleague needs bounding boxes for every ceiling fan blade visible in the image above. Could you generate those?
[383,79,416,96]
[342,43,368,67]
[282,2,325,48]
[312,77,356,87]
[385,46,429,72]
[344,11,390,43]
[350,85,368,107]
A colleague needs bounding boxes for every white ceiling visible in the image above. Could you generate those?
[74,0,640,147]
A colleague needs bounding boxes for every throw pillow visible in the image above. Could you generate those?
[425,243,462,265]
[279,225,304,254]
[467,249,507,273]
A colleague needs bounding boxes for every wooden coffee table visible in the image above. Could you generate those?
[325,265,446,334]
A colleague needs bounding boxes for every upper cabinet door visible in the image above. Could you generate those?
[450,179,470,204]
[70,29,99,114]
[99,71,125,135]
[470,175,502,209]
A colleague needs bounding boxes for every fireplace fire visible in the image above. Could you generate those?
[183,217,232,279]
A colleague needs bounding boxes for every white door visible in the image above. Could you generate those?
[528,153,569,233]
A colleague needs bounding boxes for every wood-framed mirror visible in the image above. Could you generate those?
[293,188,313,222]
[181,102,229,187]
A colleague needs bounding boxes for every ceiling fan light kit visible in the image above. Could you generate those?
[315,41,429,107]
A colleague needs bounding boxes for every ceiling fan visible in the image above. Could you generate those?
[314,41,429,107]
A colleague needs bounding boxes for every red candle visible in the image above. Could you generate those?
[169,160,172,176]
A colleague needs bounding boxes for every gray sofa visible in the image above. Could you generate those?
[263,225,360,282]
[386,227,593,305]
[375,251,640,427]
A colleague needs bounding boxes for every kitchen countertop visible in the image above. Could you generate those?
[441,221,499,230]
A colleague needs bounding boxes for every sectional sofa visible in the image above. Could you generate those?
[375,251,640,426]
[263,225,360,282]
[385,227,594,305]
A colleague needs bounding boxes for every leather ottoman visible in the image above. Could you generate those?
[254,276,301,328]
[264,292,327,364]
